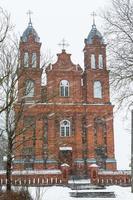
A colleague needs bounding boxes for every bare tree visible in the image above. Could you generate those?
[0,7,12,44]
[102,0,133,111]
[0,135,7,170]
[0,6,55,192]
[0,7,13,114]
[0,38,54,192]
[0,34,23,191]
[0,7,19,191]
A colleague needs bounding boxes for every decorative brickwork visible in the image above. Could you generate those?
[14,19,117,177]
[0,170,67,186]
[89,165,131,186]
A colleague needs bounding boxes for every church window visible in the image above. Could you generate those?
[91,54,96,69]
[32,53,37,68]
[99,54,103,69]
[24,52,29,67]
[94,81,102,98]
[24,116,35,129]
[23,147,34,170]
[60,80,69,97]
[60,120,71,137]
[25,80,35,97]
[81,79,83,86]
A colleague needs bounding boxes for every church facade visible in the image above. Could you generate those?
[14,18,117,175]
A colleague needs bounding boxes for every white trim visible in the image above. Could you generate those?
[98,54,103,69]
[60,80,69,97]
[91,54,96,69]
[94,81,102,99]
[81,79,83,86]
[18,102,111,106]
[59,147,72,151]
[60,120,71,137]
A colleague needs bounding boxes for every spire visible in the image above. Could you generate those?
[21,11,40,42]
[91,11,97,29]
[85,12,104,45]
[27,10,33,27]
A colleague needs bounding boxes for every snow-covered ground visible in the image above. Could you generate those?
[29,185,133,200]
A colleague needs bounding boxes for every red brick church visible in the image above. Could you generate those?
[14,16,117,176]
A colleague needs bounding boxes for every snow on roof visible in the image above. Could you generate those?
[86,24,104,45]
[89,164,99,168]
[98,170,131,175]
[68,179,91,184]
[0,170,6,174]
[61,163,70,167]
[59,147,72,150]
[0,170,62,175]
[21,21,40,42]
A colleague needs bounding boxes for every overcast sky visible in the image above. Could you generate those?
[1,0,111,65]
[0,0,131,170]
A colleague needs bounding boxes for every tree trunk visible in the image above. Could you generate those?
[131,110,133,193]
[6,156,12,191]
[6,139,12,191]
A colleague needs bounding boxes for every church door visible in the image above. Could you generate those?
[59,150,72,166]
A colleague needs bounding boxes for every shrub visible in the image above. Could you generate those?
[0,189,33,200]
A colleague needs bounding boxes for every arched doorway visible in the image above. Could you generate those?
[59,147,72,167]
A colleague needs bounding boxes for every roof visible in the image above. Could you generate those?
[21,20,40,42]
[89,164,99,168]
[86,24,104,44]
[61,163,70,167]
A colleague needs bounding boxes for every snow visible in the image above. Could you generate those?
[59,147,72,150]
[61,163,70,167]
[89,164,99,168]
[0,170,6,174]
[99,170,131,175]
[36,102,106,106]
[0,169,62,175]
[28,185,133,200]
[1,180,133,200]
[68,179,91,184]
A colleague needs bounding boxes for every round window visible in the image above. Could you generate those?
[63,121,68,125]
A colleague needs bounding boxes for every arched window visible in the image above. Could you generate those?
[91,54,96,69]
[25,80,35,97]
[60,80,69,97]
[94,81,102,98]
[32,53,37,68]
[24,52,29,67]
[98,54,103,69]
[60,120,71,137]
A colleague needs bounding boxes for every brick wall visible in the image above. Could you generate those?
[0,170,67,186]
[89,165,131,186]
[14,24,117,174]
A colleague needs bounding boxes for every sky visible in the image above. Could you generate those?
[0,0,131,170]
[1,0,111,65]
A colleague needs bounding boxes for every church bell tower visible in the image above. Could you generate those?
[83,14,117,170]
[18,13,42,103]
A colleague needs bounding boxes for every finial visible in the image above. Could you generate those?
[58,38,69,51]
[27,10,33,26]
[91,11,97,26]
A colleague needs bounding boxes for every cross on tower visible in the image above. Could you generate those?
[58,38,69,51]
[91,11,97,25]
[27,10,33,25]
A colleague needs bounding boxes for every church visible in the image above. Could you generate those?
[14,15,117,176]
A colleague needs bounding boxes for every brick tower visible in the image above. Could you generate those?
[14,17,116,174]
[18,18,42,103]
[83,21,116,171]
[14,18,43,170]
